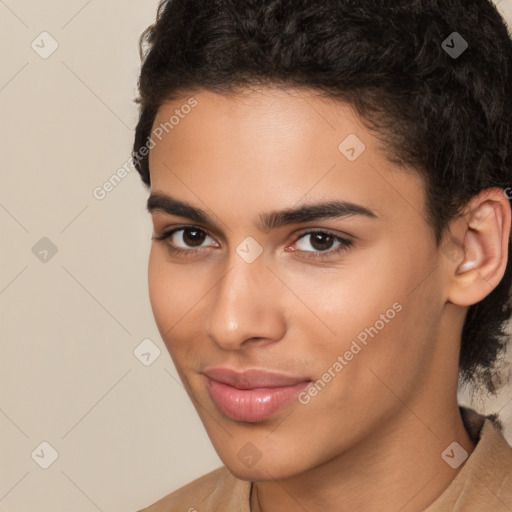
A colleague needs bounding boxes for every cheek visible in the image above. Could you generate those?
[148,249,170,328]
[147,249,210,364]
[320,278,442,407]
[279,255,401,352]
[295,254,436,382]
[309,285,406,377]
[147,249,191,339]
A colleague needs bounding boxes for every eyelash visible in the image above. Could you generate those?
[152,225,354,260]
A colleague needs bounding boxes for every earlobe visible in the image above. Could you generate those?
[446,188,511,307]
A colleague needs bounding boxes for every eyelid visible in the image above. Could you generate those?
[292,227,353,242]
[152,224,218,247]
[153,225,351,243]
[153,224,354,258]
[286,228,354,256]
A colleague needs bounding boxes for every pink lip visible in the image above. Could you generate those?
[203,368,311,422]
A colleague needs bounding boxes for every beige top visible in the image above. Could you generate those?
[137,410,512,511]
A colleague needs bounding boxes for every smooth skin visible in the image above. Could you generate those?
[146,86,511,512]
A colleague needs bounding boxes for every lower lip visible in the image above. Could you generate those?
[206,377,310,422]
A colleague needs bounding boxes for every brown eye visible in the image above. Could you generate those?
[180,228,207,247]
[309,233,335,251]
[152,226,217,253]
[291,230,354,259]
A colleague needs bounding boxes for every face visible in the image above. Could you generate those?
[147,86,454,481]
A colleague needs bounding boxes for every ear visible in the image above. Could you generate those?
[444,187,511,307]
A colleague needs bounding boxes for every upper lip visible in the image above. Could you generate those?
[203,367,311,389]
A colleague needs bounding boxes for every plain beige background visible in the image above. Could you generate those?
[1,1,512,511]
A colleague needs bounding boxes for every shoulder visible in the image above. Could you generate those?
[462,408,512,495]
[464,418,512,508]
[136,466,252,512]
[427,415,512,512]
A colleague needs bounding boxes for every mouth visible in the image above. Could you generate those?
[203,367,312,422]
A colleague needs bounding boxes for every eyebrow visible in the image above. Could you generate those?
[146,192,378,231]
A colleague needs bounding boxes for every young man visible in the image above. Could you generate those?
[133,1,512,510]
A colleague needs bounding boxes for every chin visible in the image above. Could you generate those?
[220,451,307,482]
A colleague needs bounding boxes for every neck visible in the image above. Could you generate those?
[250,397,475,512]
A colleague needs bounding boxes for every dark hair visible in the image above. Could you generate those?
[133,0,512,394]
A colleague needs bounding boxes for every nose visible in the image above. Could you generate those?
[205,251,286,351]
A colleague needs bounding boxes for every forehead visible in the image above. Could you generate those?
[148,87,426,228]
